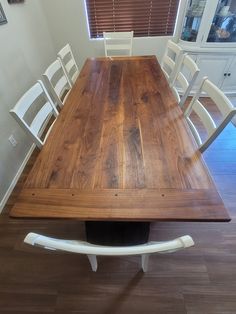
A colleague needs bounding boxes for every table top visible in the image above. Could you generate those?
[10,56,230,222]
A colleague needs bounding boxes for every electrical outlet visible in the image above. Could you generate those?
[8,135,18,147]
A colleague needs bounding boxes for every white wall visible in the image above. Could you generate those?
[0,0,55,209]
[40,0,171,70]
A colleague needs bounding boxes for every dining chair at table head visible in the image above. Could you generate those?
[103,31,134,57]
[24,232,194,272]
[170,54,200,108]
[184,77,236,153]
[43,58,72,109]
[10,81,59,149]
[161,40,184,84]
[57,43,79,86]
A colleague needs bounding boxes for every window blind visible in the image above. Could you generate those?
[85,0,180,38]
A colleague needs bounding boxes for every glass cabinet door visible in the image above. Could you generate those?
[181,0,207,42]
[207,0,236,43]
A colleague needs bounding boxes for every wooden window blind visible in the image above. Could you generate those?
[86,0,180,38]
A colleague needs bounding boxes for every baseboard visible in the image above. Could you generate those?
[0,144,35,213]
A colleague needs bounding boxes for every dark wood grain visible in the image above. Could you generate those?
[10,56,230,221]
[1,98,236,312]
[11,188,228,221]
[0,103,236,314]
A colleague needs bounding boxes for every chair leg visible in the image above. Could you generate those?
[87,254,98,272]
[141,254,150,272]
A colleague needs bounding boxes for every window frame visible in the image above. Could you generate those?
[85,0,181,39]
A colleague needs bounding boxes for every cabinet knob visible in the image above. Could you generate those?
[224,73,227,77]
[228,73,231,77]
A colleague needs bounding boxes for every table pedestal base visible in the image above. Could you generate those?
[85,221,150,246]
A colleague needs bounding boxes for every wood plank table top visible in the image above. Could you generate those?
[10,56,230,222]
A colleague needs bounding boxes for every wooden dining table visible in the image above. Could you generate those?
[10,55,230,245]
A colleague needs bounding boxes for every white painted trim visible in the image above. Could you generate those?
[0,144,35,213]
[25,232,194,272]
[176,87,236,97]
[232,115,236,127]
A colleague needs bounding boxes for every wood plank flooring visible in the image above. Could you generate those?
[1,98,236,313]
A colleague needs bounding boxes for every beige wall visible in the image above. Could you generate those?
[0,0,55,209]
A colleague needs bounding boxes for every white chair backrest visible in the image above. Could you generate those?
[10,81,58,149]
[58,44,79,85]
[24,232,194,272]
[184,77,236,152]
[171,54,200,108]
[161,40,184,83]
[43,58,72,109]
[103,31,133,57]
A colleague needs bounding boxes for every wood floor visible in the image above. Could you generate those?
[1,99,236,313]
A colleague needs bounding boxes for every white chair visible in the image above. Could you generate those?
[232,115,236,127]
[43,59,72,109]
[184,77,236,152]
[171,54,200,108]
[10,81,59,149]
[103,31,133,57]
[24,232,194,272]
[57,44,79,85]
[161,40,184,83]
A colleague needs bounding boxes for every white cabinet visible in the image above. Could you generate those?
[221,56,236,92]
[176,0,236,94]
[179,0,236,47]
[187,54,236,93]
[195,54,232,88]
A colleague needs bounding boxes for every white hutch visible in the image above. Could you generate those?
[176,0,236,94]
